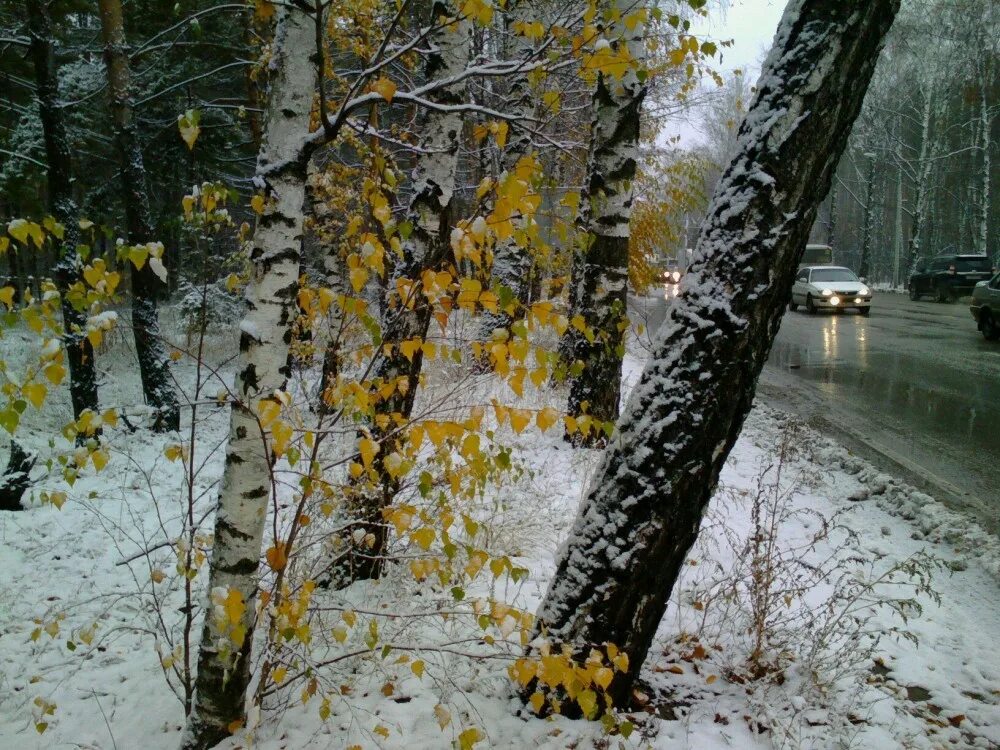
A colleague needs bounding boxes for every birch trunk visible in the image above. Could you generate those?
[528,0,900,713]
[859,152,877,280]
[181,6,318,747]
[564,0,647,442]
[977,70,991,259]
[475,1,536,349]
[97,0,180,432]
[336,2,471,584]
[907,82,935,274]
[26,0,100,422]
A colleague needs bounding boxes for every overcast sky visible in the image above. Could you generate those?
[662,0,788,146]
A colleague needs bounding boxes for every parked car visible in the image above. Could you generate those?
[970,273,1000,341]
[908,254,995,302]
[789,265,872,315]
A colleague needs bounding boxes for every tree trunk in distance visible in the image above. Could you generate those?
[527,0,900,714]
[26,0,100,422]
[98,0,181,432]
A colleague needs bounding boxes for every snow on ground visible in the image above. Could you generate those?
[1,310,999,749]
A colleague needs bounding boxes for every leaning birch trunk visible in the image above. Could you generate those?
[181,6,317,748]
[563,0,647,442]
[527,0,900,713]
[97,0,181,432]
[474,0,538,350]
[26,0,100,422]
[335,2,471,585]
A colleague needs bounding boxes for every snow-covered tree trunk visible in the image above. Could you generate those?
[181,6,318,748]
[26,0,100,422]
[859,152,877,279]
[338,3,471,584]
[97,0,180,432]
[907,82,935,274]
[563,1,647,440]
[528,0,900,712]
[475,1,536,349]
[977,69,991,259]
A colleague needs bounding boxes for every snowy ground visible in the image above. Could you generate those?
[1,309,999,749]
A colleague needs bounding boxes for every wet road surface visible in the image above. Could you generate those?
[631,290,1000,533]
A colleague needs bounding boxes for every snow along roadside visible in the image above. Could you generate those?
[752,401,1000,580]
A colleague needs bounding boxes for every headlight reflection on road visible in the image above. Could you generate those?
[823,316,839,359]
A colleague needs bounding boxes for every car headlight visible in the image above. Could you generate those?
[821,289,834,297]
[672,271,681,283]
[859,287,870,296]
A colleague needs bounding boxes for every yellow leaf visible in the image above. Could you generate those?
[272,667,287,684]
[332,626,348,643]
[577,689,598,719]
[399,338,422,362]
[0,287,15,308]
[371,77,397,103]
[250,194,266,215]
[257,398,281,428]
[358,437,377,468]
[536,406,558,432]
[458,727,485,750]
[411,660,424,678]
[434,703,451,729]
[349,267,368,293]
[509,409,531,434]
[266,543,288,571]
[528,692,545,713]
[410,526,435,551]
[91,448,109,472]
[594,666,614,689]
[613,652,629,673]
[494,121,509,148]
[222,588,245,623]
[23,382,46,409]
[44,362,66,386]
[177,109,201,150]
[129,246,148,270]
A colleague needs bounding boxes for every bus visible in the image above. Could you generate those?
[801,244,833,267]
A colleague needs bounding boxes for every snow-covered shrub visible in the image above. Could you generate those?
[176,278,245,345]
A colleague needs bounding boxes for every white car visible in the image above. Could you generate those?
[789,266,872,316]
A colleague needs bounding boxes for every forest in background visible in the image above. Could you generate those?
[2,1,994,748]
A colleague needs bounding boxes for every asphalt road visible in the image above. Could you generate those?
[631,289,1000,533]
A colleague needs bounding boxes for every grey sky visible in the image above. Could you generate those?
[661,0,787,146]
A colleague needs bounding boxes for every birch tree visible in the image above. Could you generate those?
[526,0,900,713]
[563,0,649,441]
[337,1,472,584]
[181,5,320,746]
[474,0,538,350]
[97,0,180,432]
[25,0,100,423]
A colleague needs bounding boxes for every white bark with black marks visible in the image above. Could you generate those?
[475,0,538,347]
[564,0,648,438]
[528,0,901,712]
[335,2,472,585]
[181,5,319,748]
